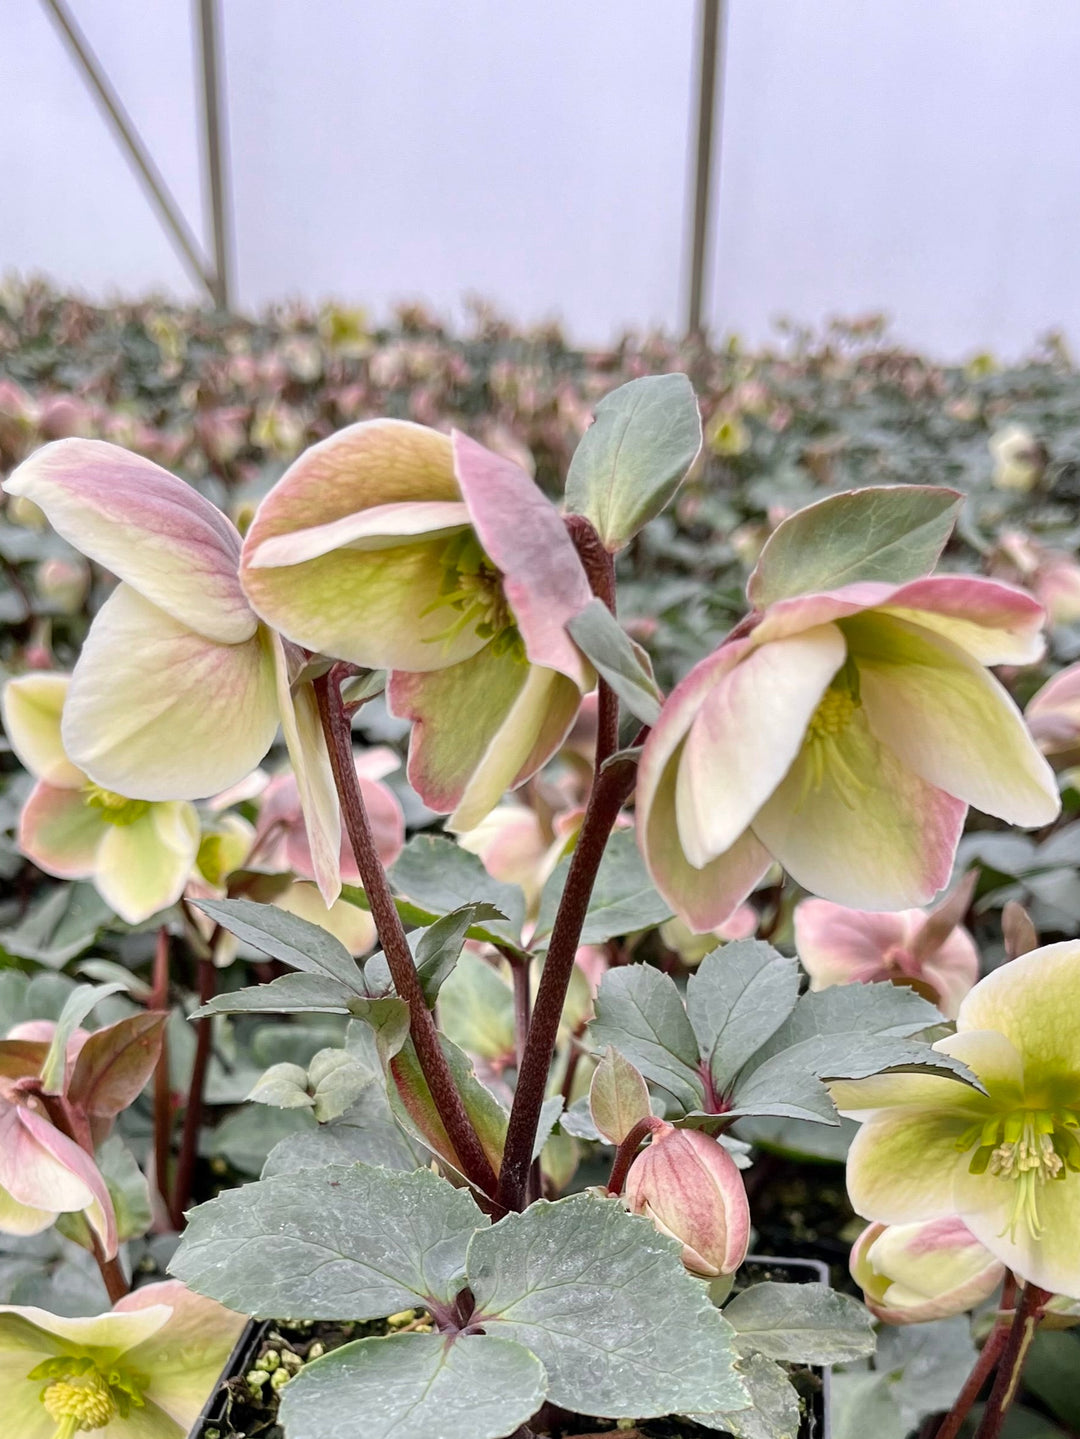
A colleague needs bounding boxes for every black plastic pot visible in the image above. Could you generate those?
[191,1254,831,1439]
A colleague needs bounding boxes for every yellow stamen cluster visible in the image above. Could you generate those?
[421,530,523,659]
[82,783,150,827]
[799,663,866,809]
[42,1372,116,1434]
[958,1109,1080,1239]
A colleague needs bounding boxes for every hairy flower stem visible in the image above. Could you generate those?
[151,926,173,1213]
[971,1281,1050,1439]
[606,1116,668,1195]
[931,1273,1017,1439]
[315,670,500,1202]
[171,957,216,1229]
[498,523,631,1212]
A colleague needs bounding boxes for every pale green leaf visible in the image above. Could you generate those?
[692,1353,802,1439]
[566,599,661,725]
[724,1283,876,1364]
[589,963,704,1112]
[390,836,526,948]
[685,941,800,1093]
[748,484,961,606]
[536,829,673,949]
[190,897,367,991]
[40,982,126,1093]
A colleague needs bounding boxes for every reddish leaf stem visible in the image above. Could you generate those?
[605,1115,668,1195]
[170,957,216,1229]
[931,1272,1018,1439]
[315,669,499,1200]
[971,1280,1050,1439]
[151,926,173,1214]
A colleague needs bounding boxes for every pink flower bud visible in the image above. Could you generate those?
[850,1218,1005,1324]
[625,1125,750,1277]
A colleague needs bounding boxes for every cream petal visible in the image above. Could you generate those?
[452,430,593,686]
[830,1030,1021,1117]
[962,1175,1080,1299]
[753,704,966,910]
[956,941,1080,1095]
[240,420,480,670]
[94,804,199,924]
[390,643,532,814]
[4,439,253,644]
[640,740,772,933]
[248,500,470,565]
[676,625,845,865]
[18,781,105,879]
[118,1281,246,1428]
[447,666,584,832]
[1,674,84,788]
[844,612,1060,827]
[62,586,280,800]
[0,1302,168,1358]
[879,574,1047,664]
[845,1109,979,1224]
[0,1186,57,1237]
[272,637,342,906]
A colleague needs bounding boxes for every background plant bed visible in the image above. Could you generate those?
[191,1257,830,1439]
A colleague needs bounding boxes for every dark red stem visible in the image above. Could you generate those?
[932,1272,1018,1439]
[606,1116,668,1195]
[315,669,499,1200]
[510,957,531,1072]
[170,957,216,1228]
[151,926,173,1214]
[971,1280,1050,1439]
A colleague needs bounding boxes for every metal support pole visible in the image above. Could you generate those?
[686,0,727,338]
[39,0,219,302]
[196,0,232,309]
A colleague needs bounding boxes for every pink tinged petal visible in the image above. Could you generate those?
[641,742,772,933]
[0,1186,57,1236]
[62,585,280,800]
[1,674,84,788]
[273,636,342,905]
[452,430,594,686]
[18,781,105,879]
[752,704,966,910]
[4,439,253,644]
[390,644,530,814]
[918,928,980,1020]
[1026,661,1080,754]
[675,625,846,865]
[852,1218,1005,1323]
[275,881,377,957]
[955,940,1080,1090]
[878,574,1047,665]
[794,900,921,990]
[845,612,1061,827]
[241,420,476,670]
[0,1108,118,1257]
[448,666,584,832]
[118,1281,246,1428]
[751,582,900,644]
[94,803,199,924]
[247,499,471,565]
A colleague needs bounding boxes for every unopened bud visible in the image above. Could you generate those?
[625,1125,750,1277]
[850,1218,1005,1324]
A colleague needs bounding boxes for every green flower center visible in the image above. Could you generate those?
[421,530,523,659]
[32,1355,146,1437]
[82,783,150,827]
[959,1109,1080,1239]
[799,661,866,808]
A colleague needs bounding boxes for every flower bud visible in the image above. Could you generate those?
[625,1125,750,1277]
[850,1218,1005,1324]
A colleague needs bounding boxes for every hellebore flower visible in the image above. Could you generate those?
[637,574,1059,930]
[989,423,1044,493]
[1,441,341,902]
[624,1124,750,1277]
[1026,661,1080,761]
[0,1280,245,1438]
[794,884,979,1020]
[995,531,1080,628]
[239,421,594,830]
[850,1217,1005,1324]
[839,942,1080,1297]
[0,1094,116,1257]
[2,674,198,924]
